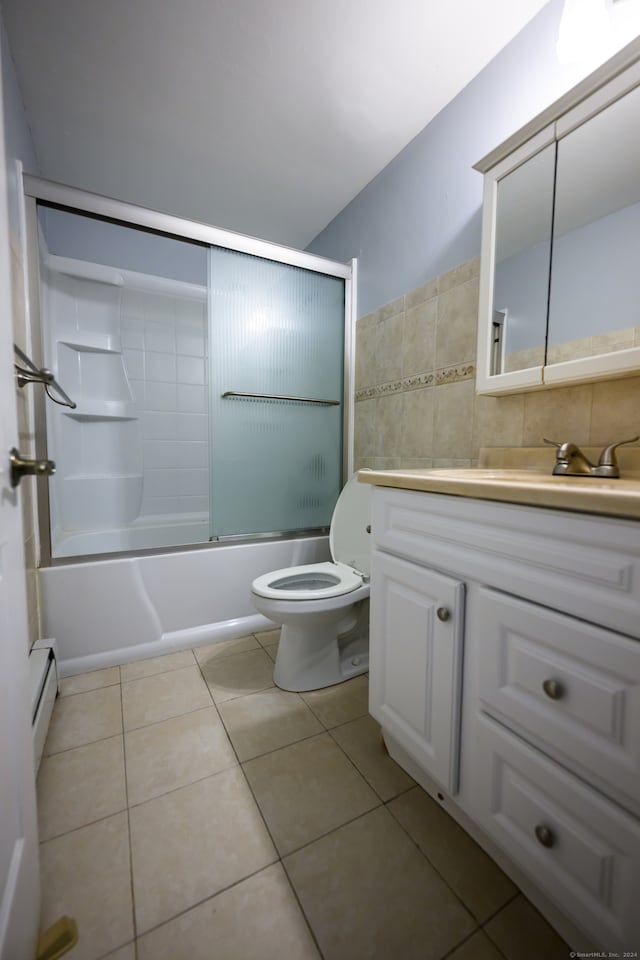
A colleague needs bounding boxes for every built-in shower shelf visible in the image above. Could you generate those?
[58,332,122,353]
[63,400,137,420]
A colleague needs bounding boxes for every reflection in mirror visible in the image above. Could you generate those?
[491,143,556,374]
[547,83,640,365]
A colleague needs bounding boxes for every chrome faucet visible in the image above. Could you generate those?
[544,437,639,478]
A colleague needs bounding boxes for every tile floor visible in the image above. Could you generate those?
[38,630,571,960]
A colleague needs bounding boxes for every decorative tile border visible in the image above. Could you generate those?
[435,364,475,385]
[355,364,474,401]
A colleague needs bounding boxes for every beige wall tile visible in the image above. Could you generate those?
[402,387,434,458]
[130,768,276,933]
[354,397,377,465]
[355,320,378,390]
[401,298,437,377]
[375,392,405,459]
[137,864,320,960]
[39,812,133,960]
[435,278,479,368]
[472,393,525,456]
[284,806,475,960]
[432,380,475,459]
[438,257,480,293]
[377,311,404,384]
[405,276,439,309]
[589,376,640,444]
[378,295,405,321]
[522,384,592,446]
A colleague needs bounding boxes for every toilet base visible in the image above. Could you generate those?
[273,608,369,692]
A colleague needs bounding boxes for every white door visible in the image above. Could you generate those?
[0,61,40,960]
[369,550,465,794]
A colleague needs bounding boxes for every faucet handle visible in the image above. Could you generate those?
[543,438,562,449]
[597,436,639,467]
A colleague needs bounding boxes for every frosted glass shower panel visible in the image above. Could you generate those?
[209,249,345,537]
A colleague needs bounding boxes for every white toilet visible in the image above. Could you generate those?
[251,474,371,692]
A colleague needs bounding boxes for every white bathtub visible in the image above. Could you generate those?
[40,535,330,676]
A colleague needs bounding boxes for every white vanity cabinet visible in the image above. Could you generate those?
[368,484,640,952]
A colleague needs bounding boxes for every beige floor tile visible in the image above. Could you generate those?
[484,895,570,960]
[284,806,476,960]
[243,733,379,855]
[39,812,133,960]
[44,686,123,756]
[119,648,195,682]
[193,634,259,666]
[137,863,320,960]
[218,687,323,761]
[200,647,275,703]
[388,786,516,922]
[59,666,120,697]
[130,767,276,933]
[330,715,414,801]
[101,945,136,960]
[263,641,279,662]
[122,665,212,731]
[254,628,281,648]
[38,735,126,841]
[447,930,505,960]
[300,675,369,728]
[125,706,237,805]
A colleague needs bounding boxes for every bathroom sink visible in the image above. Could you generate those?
[357,466,640,519]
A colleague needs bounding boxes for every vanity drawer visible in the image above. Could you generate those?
[476,587,640,814]
[371,487,640,638]
[472,715,640,951]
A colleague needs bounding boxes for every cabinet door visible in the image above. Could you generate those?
[369,551,464,793]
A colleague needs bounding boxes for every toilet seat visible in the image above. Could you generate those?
[252,560,364,601]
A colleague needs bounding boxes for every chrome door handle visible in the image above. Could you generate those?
[9,447,56,488]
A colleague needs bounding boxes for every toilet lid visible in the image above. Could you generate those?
[329,473,371,576]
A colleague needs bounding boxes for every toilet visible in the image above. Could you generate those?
[251,474,371,692]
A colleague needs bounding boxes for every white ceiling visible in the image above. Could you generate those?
[3,0,550,249]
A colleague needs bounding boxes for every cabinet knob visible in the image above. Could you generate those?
[436,607,450,622]
[542,678,564,700]
[534,824,556,848]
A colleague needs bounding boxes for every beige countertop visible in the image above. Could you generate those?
[357,448,640,520]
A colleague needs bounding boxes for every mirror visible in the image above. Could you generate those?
[547,83,640,365]
[475,38,640,395]
[492,143,555,374]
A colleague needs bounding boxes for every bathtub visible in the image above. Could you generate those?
[40,535,330,676]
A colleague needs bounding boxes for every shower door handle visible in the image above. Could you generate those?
[9,447,56,488]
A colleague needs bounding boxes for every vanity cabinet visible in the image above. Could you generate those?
[368,484,640,951]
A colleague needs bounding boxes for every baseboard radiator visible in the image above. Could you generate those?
[30,638,58,772]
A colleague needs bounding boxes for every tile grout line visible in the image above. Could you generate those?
[119,677,140,960]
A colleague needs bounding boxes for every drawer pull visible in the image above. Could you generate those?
[542,678,564,700]
[436,607,450,622]
[534,824,556,848]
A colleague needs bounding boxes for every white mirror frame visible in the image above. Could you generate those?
[475,36,640,397]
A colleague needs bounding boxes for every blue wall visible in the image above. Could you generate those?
[307,0,591,317]
[1,14,38,234]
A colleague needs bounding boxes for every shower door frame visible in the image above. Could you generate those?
[22,174,356,566]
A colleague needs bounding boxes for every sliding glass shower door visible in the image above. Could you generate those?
[208,247,345,538]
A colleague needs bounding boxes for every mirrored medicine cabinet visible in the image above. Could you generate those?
[475,36,640,395]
